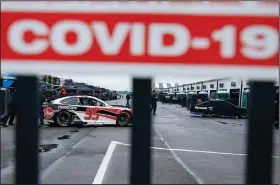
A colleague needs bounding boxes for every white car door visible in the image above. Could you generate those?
[94,99,117,125]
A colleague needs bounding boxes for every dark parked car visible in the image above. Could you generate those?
[162,93,174,104]
[158,92,168,102]
[190,99,247,119]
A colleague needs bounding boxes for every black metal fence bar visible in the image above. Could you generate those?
[130,78,152,184]
[15,76,39,184]
[245,81,275,184]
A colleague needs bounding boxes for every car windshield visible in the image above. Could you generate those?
[197,94,208,101]
[223,100,238,107]
[197,101,209,106]
[83,97,112,107]
[216,93,229,99]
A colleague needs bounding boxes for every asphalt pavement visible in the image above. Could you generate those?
[1,98,279,184]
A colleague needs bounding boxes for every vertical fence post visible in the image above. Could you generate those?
[15,76,39,184]
[130,78,152,184]
[245,81,275,184]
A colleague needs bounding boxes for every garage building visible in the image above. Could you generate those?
[159,77,279,107]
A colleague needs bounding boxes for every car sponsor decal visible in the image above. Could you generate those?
[43,107,54,119]
[74,106,129,121]
[58,105,77,110]
[97,110,118,117]
[194,106,208,110]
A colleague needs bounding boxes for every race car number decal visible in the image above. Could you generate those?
[84,107,99,120]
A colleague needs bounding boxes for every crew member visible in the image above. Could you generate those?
[162,95,166,104]
[61,87,67,96]
[39,88,46,127]
[274,96,279,129]
[58,86,67,97]
[150,90,157,115]
[126,93,131,107]
[1,91,16,127]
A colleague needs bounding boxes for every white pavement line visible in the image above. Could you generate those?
[153,127,204,184]
[114,141,280,159]
[156,124,247,134]
[92,141,119,184]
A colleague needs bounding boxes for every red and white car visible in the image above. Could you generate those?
[42,95,132,127]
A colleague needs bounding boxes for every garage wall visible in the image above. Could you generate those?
[242,78,250,90]
[178,85,184,92]
[186,84,192,91]
[203,81,217,92]
[217,78,230,90]
[181,85,186,92]
[217,77,242,90]
[194,82,202,92]
[229,77,242,89]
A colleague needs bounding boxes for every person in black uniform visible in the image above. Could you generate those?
[1,91,16,127]
[126,94,131,107]
[150,90,157,115]
[39,88,46,127]
[274,95,279,129]
[162,95,166,104]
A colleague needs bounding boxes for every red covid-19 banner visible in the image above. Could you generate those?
[1,1,279,77]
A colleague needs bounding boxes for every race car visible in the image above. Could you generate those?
[42,95,132,127]
[190,99,247,119]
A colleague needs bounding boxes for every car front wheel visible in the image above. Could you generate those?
[239,113,248,119]
[117,112,131,127]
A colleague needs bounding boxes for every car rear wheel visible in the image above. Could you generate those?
[55,111,73,127]
[240,113,248,119]
[202,112,212,117]
[117,112,131,127]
